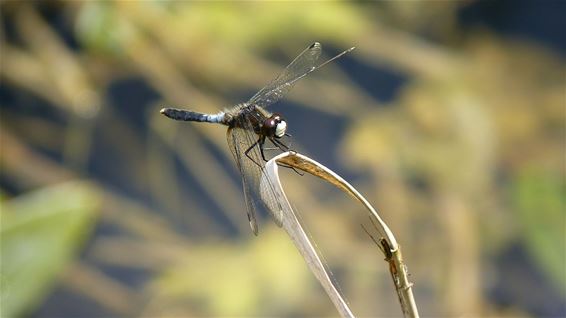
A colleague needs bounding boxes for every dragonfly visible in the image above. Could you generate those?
[161,42,355,235]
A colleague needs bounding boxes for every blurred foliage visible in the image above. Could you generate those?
[0,181,100,317]
[512,170,565,294]
[148,227,313,316]
[76,2,367,54]
[0,1,564,317]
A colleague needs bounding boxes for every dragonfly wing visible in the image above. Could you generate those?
[227,118,284,235]
[247,42,322,109]
[227,126,260,235]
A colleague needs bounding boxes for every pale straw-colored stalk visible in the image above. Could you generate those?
[262,151,419,318]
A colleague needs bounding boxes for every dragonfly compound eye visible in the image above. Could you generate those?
[263,114,287,138]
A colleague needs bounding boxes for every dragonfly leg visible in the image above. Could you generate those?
[258,135,269,162]
[244,138,263,167]
[263,136,289,152]
[244,137,302,175]
[283,133,294,149]
[277,162,305,176]
[267,137,302,175]
[262,147,280,151]
[271,137,290,151]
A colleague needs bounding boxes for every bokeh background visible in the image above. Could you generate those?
[1,1,564,317]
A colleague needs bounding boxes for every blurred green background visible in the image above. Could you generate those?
[1,1,564,317]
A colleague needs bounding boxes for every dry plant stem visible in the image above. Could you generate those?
[262,155,354,318]
[262,152,419,318]
[382,238,419,318]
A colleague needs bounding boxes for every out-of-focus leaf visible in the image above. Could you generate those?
[148,226,311,316]
[75,1,365,56]
[168,2,366,47]
[75,2,134,55]
[512,170,565,295]
[0,181,101,317]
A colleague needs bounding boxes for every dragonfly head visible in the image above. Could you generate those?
[263,113,287,138]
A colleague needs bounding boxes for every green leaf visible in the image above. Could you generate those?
[512,170,566,295]
[1,181,101,317]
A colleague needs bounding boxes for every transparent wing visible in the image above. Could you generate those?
[227,117,284,236]
[227,126,259,235]
[247,42,322,109]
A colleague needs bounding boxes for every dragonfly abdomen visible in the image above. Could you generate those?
[160,108,225,124]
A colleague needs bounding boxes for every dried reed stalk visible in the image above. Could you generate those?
[262,151,419,318]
